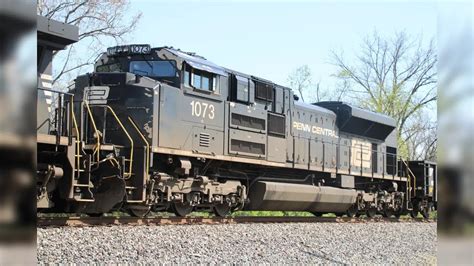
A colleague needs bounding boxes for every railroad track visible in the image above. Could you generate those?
[37,216,435,227]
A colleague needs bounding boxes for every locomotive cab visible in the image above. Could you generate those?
[94,44,181,88]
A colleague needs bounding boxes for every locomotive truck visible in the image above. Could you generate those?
[37,17,436,218]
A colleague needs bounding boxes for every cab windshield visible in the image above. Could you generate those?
[129,60,177,78]
[96,63,122,72]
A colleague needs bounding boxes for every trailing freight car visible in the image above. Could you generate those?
[37,43,436,218]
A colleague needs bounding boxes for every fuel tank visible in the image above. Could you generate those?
[247,181,357,212]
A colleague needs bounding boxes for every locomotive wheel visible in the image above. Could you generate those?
[366,208,376,218]
[335,212,344,217]
[410,210,419,218]
[87,213,103,217]
[410,200,419,218]
[312,212,324,217]
[382,208,393,218]
[213,203,231,217]
[172,201,194,217]
[394,211,402,219]
[420,207,430,219]
[128,206,151,218]
[346,205,358,218]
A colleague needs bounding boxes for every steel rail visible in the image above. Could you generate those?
[37,216,435,227]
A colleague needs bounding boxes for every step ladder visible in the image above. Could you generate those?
[400,158,417,210]
[72,140,94,202]
[70,96,94,202]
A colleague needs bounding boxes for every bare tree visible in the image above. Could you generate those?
[331,31,437,158]
[314,81,338,102]
[330,77,350,102]
[37,0,142,85]
[403,110,437,161]
[287,65,334,103]
[287,65,312,102]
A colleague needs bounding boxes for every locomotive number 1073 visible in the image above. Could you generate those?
[190,100,215,120]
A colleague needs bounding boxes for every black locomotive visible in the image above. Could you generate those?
[37,17,436,218]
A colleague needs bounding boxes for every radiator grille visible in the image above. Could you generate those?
[254,81,274,102]
[231,139,265,155]
[199,133,210,147]
[231,113,266,131]
[268,112,285,137]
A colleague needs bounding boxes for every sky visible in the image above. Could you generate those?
[126,0,437,92]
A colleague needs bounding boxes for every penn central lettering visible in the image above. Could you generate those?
[293,121,339,138]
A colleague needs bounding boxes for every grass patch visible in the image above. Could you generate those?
[232,211,314,217]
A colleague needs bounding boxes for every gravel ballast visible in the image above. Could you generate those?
[37,222,437,264]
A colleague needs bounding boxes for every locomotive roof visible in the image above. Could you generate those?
[315,101,396,127]
[314,101,396,140]
[162,46,291,90]
[165,47,228,76]
[104,44,292,91]
[295,101,336,116]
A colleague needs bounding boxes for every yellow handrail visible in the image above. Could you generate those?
[127,116,150,179]
[70,96,81,177]
[106,106,134,178]
[83,100,101,164]
[401,158,417,198]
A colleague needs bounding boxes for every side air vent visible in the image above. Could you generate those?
[231,113,266,131]
[254,80,274,102]
[268,112,285,137]
[231,139,265,155]
[199,133,210,147]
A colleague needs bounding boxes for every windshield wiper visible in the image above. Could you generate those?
[141,54,153,69]
[162,53,180,75]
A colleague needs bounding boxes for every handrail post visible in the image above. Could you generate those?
[83,100,101,164]
[360,143,363,176]
[128,116,150,181]
[56,94,62,146]
[70,96,82,180]
[106,106,134,178]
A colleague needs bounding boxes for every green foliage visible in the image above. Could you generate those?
[335,69,351,79]
[397,137,410,159]
[232,211,314,217]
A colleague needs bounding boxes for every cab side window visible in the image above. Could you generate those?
[184,69,190,85]
[183,64,218,93]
